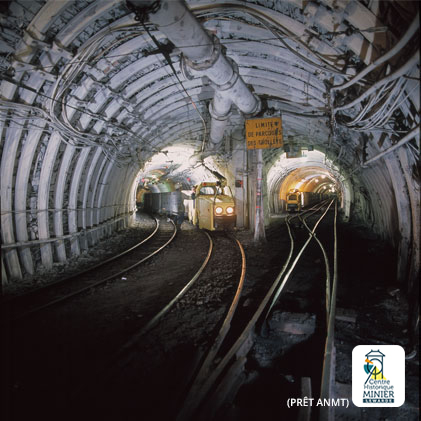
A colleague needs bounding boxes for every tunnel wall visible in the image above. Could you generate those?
[0,1,139,283]
[263,142,419,292]
[1,130,138,281]
[0,0,419,303]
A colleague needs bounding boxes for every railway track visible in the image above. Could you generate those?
[8,216,176,320]
[5,218,215,421]
[142,230,246,339]
[7,204,411,421]
[5,204,338,420]
[76,204,334,420]
[70,229,247,419]
[176,200,338,420]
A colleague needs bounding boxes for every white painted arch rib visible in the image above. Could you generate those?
[79,148,103,250]
[384,153,412,282]
[37,131,62,270]
[1,126,24,280]
[86,152,108,245]
[0,1,146,280]
[68,147,91,257]
[1,0,418,287]
[14,123,45,275]
[53,145,76,263]
[55,0,122,47]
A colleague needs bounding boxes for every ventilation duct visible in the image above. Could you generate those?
[127,0,261,154]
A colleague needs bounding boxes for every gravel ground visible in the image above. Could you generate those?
[2,211,419,421]
[3,213,157,297]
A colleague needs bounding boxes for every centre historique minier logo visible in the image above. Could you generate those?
[352,345,405,407]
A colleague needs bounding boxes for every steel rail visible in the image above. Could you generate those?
[262,199,331,326]
[117,230,214,353]
[69,224,215,409]
[178,201,334,419]
[265,200,333,318]
[177,235,246,420]
[299,212,332,327]
[14,218,176,320]
[319,200,339,421]
[262,213,294,323]
[5,215,159,303]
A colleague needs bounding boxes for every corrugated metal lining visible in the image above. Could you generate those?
[0,0,419,287]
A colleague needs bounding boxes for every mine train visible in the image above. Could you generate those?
[142,190,183,220]
[191,181,236,230]
[286,190,326,212]
[141,180,236,231]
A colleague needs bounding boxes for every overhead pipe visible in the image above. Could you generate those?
[128,0,261,154]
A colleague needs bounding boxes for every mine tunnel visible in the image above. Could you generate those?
[1,1,419,420]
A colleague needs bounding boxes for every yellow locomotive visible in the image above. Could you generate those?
[191,180,236,230]
[286,189,302,212]
[286,189,327,212]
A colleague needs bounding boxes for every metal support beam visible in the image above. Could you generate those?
[80,149,103,250]
[54,145,76,262]
[1,126,23,280]
[68,147,91,256]
[88,154,108,245]
[14,123,45,275]
[37,132,62,269]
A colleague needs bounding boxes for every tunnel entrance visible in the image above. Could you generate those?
[266,150,351,219]
[135,146,227,193]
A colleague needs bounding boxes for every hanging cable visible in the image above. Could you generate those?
[362,125,420,167]
[140,21,208,152]
[331,12,420,92]
[334,50,419,113]
[196,3,349,75]
[8,35,319,75]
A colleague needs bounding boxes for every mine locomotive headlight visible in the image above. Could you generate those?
[215,206,223,215]
[226,206,234,214]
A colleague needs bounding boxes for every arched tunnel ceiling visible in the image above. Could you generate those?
[1,0,419,167]
[0,0,419,283]
[266,149,350,215]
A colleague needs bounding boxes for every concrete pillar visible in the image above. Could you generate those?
[254,149,266,242]
[231,134,247,228]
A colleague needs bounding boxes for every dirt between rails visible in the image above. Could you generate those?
[3,211,419,421]
[3,213,242,420]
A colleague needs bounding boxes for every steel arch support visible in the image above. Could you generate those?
[68,147,91,256]
[54,145,76,262]
[1,126,23,280]
[80,148,103,249]
[87,154,108,245]
[100,164,123,236]
[14,124,45,275]
[94,160,114,240]
[384,154,412,283]
[37,132,62,269]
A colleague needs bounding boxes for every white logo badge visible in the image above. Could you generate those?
[352,345,405,407]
